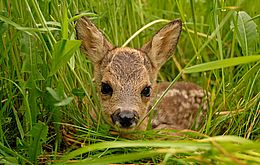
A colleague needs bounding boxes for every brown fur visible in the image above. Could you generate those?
[76,17,208,131]
[152,82,208,130]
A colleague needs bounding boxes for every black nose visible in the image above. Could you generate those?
[111,110,139,128]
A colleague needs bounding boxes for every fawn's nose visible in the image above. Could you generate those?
[111,109,139,128]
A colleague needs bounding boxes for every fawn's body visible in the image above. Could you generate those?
[76,17,207,131]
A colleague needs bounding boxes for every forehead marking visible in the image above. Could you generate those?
[106,49,149,88]
[111,51,143,73]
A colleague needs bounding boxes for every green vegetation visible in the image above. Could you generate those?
[0,0,259,164]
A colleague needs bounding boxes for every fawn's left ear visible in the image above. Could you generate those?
[141,19,182,69]
[76,17,113,63]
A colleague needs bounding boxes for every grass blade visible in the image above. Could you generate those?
[60,141,210,161]
[66,151,160,165]
[50,39,81,76]
[231,11,259,55]
[28,122,48,163]
[0,142,32,164]
[183,55,260,73]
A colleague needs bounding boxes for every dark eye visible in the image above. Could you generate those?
[101,82,113,96]
[141,86,151,97]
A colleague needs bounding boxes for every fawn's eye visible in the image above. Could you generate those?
[101,82,113,96]
[141,86,151,97]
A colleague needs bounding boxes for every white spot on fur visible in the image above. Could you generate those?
[189,89,204,97]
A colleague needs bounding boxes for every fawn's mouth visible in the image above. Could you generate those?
[111,110,139,129]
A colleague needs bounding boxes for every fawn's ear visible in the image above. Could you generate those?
[141,19,182,69]
[76,17,113,63]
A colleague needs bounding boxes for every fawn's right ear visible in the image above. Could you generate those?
[76,17,113,63]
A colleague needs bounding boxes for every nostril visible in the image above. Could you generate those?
[111,109,121,125]
[111,110,139,128]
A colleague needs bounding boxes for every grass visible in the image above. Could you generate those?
[0,0,260,164]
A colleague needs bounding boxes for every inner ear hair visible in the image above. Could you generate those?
[141,19,182,69]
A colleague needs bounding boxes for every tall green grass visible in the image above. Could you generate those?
[0,0,259,164]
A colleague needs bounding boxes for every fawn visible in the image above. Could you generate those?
[76,17,208,131]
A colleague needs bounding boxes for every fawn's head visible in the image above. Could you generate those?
[76,17,182,131]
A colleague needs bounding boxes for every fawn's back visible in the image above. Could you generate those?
[76,17,208,131]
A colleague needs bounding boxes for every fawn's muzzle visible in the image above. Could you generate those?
[111,109,139,128]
